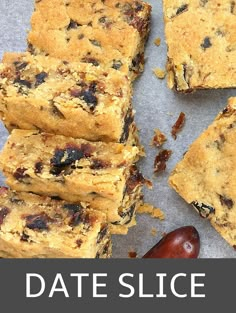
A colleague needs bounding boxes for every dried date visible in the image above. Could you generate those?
[126,167,146,194]
[154,150,172,174]
[13,78,32,88]
[25,213,53,231]
[176,4,188,15]
[13,168,30,182]
[67,19,81,30]
[219,195,234,209]
[171,112,186,140]
[143,226,200,258]
[35,72,48,87]
[0,207,10,225]
[70,83,98,111]
[13,61,28,71]
[63,203,83,214]
[51,144,93,169]
[34,162,43,174]
[90,159,111,170]
[201,37,212,50]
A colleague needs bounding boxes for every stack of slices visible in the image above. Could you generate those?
[0,0,151,258]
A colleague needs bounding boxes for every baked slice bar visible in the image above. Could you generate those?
[0,187,111,258]
[0,52,138,145]
[0,130,147,233]
[28,0,151,80]
[169,97,236,248]
[163,0,236,91]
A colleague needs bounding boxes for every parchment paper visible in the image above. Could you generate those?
[0,0,235,258]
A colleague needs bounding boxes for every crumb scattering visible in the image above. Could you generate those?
[151,128,167,148]
[171,112,186,140]
[154,37,161,46]
[154,149,172,174]
[151,228,157,236]
[128,251,137,258]
[153,68,166,79]
[137,203,165,220]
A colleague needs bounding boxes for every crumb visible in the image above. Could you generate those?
[139,145,146,157]
[171,112,186,140]
[154,150,172,174]
[128,251,137,258]
[137,203,165,220]
[154,37,161,46]
[150,129,167,148]
[153,68,166,79]
[151,228,158,236]
[137,203,153,214]
[152,209,165,220]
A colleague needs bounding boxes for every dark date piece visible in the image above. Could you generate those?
[67,19,81,30]
[70,83,98,111]
[81,57,100,67]
[13,168,30,182]
[0,207,10,225]
[51,144,94,170]
[154,150,172,174]
[13,78,32,89]
[201,37,212,50]
[128,251,137,258]
[90,159,111,170]
[176,4,188,16]
[34,162,43,174]
[14,61,28,71]
[63,203,83,214]
[25,213,53,231]
[69,211,90,227]
[219,195,234,209]
[171,112,186,140]
[126,167,146,194]
[35,72,48,87]
[21,232,30,242]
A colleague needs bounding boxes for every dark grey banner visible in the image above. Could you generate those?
[0,259,234,312]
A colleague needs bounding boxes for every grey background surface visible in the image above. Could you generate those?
[0,0,235,258]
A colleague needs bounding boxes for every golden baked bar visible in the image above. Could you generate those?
[163,0,236,91]
[169,97,236,248]
[0,187,111,258]
[0,52,137,144]
[0,130,146,233]
[28,0,151,80]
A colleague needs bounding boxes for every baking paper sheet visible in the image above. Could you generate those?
[0,0,235,258]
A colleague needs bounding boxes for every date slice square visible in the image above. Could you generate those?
[28,0,151,80]
[0,52,138,145]
[0,187,111,258]
[163,0,236,91]
[169,97,236,248]
[0,130,147,234]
